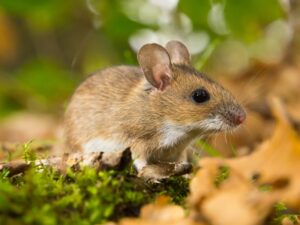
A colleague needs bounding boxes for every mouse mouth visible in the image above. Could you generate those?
[193,115,232,133]
[187,105,246,133]
[203,103,246,132]
[196,110,245,133]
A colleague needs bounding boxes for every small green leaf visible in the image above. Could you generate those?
[214,165,230,188]
[196,139,222,157]
[258,184,273,192]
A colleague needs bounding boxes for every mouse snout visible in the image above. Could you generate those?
[222,104,246,126]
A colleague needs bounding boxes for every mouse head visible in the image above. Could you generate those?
[137,40,246,133]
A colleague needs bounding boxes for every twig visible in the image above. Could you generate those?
[0,148,132,176]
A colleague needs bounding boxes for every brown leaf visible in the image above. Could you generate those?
[189,97,300,225]
[117,196,205,225]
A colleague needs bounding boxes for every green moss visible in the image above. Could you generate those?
[22,141,37,163]
[272,202,299,225]
[0,146,190,225]
[149,176,190,206]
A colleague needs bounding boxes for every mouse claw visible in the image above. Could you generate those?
[172,162,193,176]
[145,177,162,184]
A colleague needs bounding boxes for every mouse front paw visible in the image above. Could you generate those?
[138,164,169,183]
[173,162,193,176]
[137,162,192,182]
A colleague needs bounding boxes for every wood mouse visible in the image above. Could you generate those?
[64,40,246,180]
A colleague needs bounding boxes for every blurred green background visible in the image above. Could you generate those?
[0,0,294,118]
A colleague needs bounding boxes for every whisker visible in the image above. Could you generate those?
[224,132,228,144]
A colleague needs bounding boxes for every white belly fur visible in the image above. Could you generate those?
[83,138,126,154]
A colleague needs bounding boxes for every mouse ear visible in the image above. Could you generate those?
[137,43,172,91]
[165,40,191,66]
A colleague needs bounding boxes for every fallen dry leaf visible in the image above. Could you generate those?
[106,97,300,225]
[189,97,300,225]
[115,196,205,225]
[211,110,274,156]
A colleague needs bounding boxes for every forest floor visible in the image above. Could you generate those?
[1,59,300,225]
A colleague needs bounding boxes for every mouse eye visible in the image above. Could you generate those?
[191,88,210,103]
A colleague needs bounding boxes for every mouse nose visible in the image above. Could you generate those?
[224,104,246,126]
[232,110,246,125]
